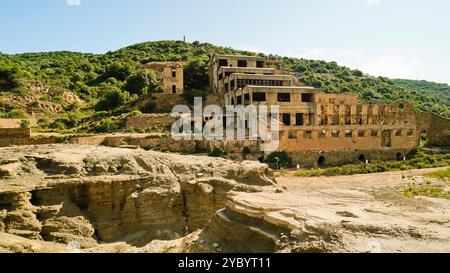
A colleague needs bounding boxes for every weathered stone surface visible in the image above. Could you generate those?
[0,145,276,249]
[204,173,450,253]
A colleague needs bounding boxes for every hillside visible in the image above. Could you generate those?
[0,40,449,133]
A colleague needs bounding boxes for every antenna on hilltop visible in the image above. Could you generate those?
[183,36,186,43]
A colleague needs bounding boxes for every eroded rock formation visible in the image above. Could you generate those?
[0,145,276,250]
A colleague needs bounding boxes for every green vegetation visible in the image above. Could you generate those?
[403,183,449,200]
[95,87,131,112]
[242,146,252,156]
[392,79,450,118]
[279,58,450,118]
[425,167,450,180]
[1,109,28,119]
[0,40,449,135]
[265,151,293,169]
[92,118,125,134]
[182,88,209,104]
[20,119,30,128]
[296,152,450,177]
[209,148,225,157]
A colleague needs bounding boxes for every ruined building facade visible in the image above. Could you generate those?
[143,62,184,94]
[208,54,420,166]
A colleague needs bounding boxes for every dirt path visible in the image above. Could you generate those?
[263,167,450,252]
[277,167,448,192]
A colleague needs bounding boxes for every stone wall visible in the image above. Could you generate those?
[0,119,37,128]
[0,128,31,138]
[0,128,31,147]
[125,114,176,129]
[152,93,186,113]
[288,148,415,167]
[416,112,450,148]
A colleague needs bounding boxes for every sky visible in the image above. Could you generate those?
[1,0,449,84]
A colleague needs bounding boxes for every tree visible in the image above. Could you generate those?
[352,69,364,77]
[95,87,129,111]
[100,62,134,82]
[184,60,209,90]
[182,88,209,105]
[125,69,160,96]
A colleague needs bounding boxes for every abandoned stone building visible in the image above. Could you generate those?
[208,54,423,166]
[143,62,184,94]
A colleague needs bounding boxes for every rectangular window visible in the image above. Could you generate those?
[371,130,378,137]
[301,93,314,103]
[172,71,176,78]
[252,92,266,102]
[303,131,312,139]
[358,130,365,138]
[295,113,304,126]
[345,130,353,138]
[238,60,247,67]
[395,130,402,136]
[407,129,414,136]
[318,131,326,138]
[278,93,291,102]
[172,85,177,94]
[237,96,242,105]
[289,131,297,139]
[282,113,291,126]
[219,59,228,67]
[332,130,339,138]
[256,61,265,68]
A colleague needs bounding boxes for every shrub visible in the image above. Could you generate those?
[92,111,110,119]
[351,69,364,77]
[93,118,124,133]
[243,146,252,156]
[425,168,450,180]
[265,151,293,169]
[3,109,28,119]
[125,69,161,96]
[296,153,450,177]
[209,148,224,157]
[182,88,209,104]
[20,119,31,128]
[95,87,129,111]
[141,100,156,113]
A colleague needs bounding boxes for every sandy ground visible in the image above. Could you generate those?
[260,167,450,253]
[277,167,449,192]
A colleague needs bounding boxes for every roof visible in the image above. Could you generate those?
[244,85,317,90]
[142,62,185,72]
[211,54,266,61]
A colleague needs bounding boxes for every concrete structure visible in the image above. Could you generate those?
[143,62,184,94]
[208,54,422,166]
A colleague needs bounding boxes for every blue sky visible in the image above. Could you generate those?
[1,0,449,84]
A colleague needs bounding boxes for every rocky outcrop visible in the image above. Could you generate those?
[0,145,276,249]
[204,188,450,253]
